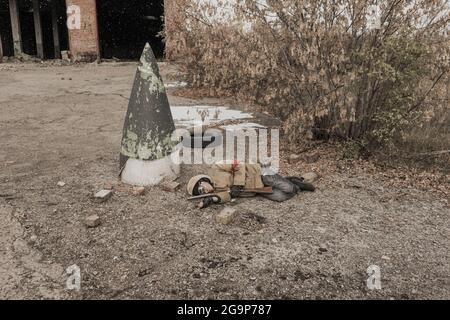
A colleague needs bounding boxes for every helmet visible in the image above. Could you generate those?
[187,175,212,195]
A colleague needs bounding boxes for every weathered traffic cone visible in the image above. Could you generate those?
[119,43,179,186]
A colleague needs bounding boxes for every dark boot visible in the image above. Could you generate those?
[286,177,315,192]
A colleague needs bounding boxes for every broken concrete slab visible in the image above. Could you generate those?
[215,207,237,225]
[161,181,180,192]
[85,215,101,228]
[94,189,113,203]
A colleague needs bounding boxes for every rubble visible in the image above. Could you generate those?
[215,207,237,225]
[288,154,301,163]
[132,187,146,196]
[94,189,113,203]
[161,181,180,192]
[301,172,319,183]
[29,235,38,244]
[85,215,101,228]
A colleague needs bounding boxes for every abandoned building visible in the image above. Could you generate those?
[0,0,168,62]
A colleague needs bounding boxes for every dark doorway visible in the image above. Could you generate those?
[0,0,14,56]
[96,0,165,60]
[0,0,68,59]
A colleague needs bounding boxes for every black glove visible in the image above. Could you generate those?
[230,185,244,198]
[198,196,215,209]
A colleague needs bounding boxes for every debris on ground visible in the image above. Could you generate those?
[93,189,113,203]
[301,172,319,183]
[215,207,237,225]
[132,187,146,196]
[28,235,38,244]
[288,154,301,163]
[57,181,66,187]
[161,181,180,192]
[84,215,101,228]
[318,244,328,253]
[1,62,448,300]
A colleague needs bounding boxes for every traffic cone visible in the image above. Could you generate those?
[119,43,179,186]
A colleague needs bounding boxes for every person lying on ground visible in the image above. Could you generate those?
[186,160,315,209]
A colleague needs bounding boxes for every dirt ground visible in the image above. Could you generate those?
[0,61,449,300]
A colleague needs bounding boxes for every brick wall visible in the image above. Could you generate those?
[66,0,99,62]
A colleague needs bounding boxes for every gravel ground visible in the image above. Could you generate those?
[0,61,449,299]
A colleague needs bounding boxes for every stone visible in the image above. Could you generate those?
[103,183,115,191]
[61,51,70,62]
[304,153,320,163]
[85,215,101,228]
[288,154,301,163]
[318,244,328,253]
[29,235,38,244]
[57,181,66,187]
[215,207,237,225]
[94,189,113,203]
[382,255,391,261]
[161,181,180,192]
[132,187,146,196]
[301,172,319,183]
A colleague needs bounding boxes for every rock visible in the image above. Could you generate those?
[61,50,70,62]
[85,215,101,228]
[304,153,320,163]
[215,207,237,225]
[132,187,146,196]
[346,179,363,189]
[161,181,180,192]
[57,181,66,187]
[318,244,328,253]
[94,189,113,203]
[103,183,115,190]
[271,238,278,243]
[382,255,391,261]
[29,235,38,244]
[301,172,319,183]
[288,154,301,163]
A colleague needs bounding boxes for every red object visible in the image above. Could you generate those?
[230,160,239,175]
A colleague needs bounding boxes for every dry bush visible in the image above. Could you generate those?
[167,0,450,161]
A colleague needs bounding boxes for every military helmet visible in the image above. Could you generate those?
[187,175,212,196]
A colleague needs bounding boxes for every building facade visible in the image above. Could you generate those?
[0,0,170,62]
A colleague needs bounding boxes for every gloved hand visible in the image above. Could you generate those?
[230,185,244,198]
[198,196,216,209]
